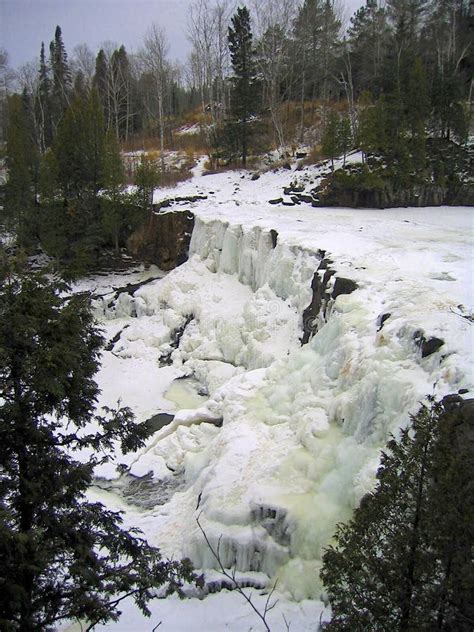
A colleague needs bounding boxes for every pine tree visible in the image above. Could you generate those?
[3,94,39,247]
[40,89,107,273]
[321,396,474,631]
[93,48,110,130]
[37,42,53,150]
[101,132,128,254]
[337,115,352,166]
[346,0,389,95]
[228,5,258,167]
[134,154,160,214]
[49,26,71,131]
[0,272,196,631]
[321,111,341,169]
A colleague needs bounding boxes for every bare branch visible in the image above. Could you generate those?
[196,514,278,631]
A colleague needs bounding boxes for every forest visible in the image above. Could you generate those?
[1,0,473,274]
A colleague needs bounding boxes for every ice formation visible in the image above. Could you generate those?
[87,161,472,619]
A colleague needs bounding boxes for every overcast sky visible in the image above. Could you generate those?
[1,0,364,70]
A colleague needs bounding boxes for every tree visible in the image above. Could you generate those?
[321,396,474,631]
[39,89,107,273]
[321,110,340,169]
[37,42,53,150]
[228,5,259,167]
[49,26,71,131]
[140,25,171,171]
[292,0,341,127]
[187,0,233,131]
[253,0,296,159]
[93,48,111,129]
[337,114,352,166]
[101,132,130,254]
[3,94,39,246]
[0,273,196,631]
[0,48,16,145]
[346,0,389,96]
[134,154,160,214]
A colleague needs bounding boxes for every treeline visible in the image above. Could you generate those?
[1,1,473,272]
[4,2,472,157]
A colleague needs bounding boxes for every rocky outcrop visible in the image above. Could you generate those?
[127,210,195,271]
[301,254,358,345]
[317,182,472,209]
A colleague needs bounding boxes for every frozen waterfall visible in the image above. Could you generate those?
[91,207,472,602]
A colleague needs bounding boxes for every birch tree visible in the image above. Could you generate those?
[140,25,170,171]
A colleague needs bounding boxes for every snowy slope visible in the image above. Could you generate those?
[69,158,473,630]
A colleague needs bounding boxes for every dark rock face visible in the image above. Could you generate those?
[414,330,445,358]
[251,504,291,547]
[145,412,175,433]
[270,229,278,248]
[301,256,358,345]
[332,277,358,299]
[127,210,195,271]
[377,312,391,332]
[317,178,474,209]
[301,257,335,345]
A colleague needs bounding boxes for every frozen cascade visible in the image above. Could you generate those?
[92,211,472,602]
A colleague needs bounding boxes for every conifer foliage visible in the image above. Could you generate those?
[0,273,196,631]
[228,5,258,166]
[321,396,474,631]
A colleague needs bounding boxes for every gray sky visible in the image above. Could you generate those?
[1,0,364,70]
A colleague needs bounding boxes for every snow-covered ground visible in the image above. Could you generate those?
[67,156,473,630]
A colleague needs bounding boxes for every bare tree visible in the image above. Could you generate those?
[187,0,235,131]
[252,0,297,158]
[71,43,95,90]
[139,25,170,170]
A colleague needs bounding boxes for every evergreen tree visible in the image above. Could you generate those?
[93,48,110,130]
[321,396,474,631]
[134,154,160,214]
[3,94,39,247]
[49,26,71,131]
[39,89,107,273]
[101,132,129,254]
[346,0,389,96]
[293,0,341,103]
[321,111,341,169]
[37,42,53,150]
[0,272,196,631]
[337,114,352,166]
[228,5,258,167]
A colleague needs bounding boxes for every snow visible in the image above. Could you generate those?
[64,156,473,630]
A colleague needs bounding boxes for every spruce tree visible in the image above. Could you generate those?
[0,272,196,631]
[134,154,160,214]
[101,132,128,254]
[3,94,39,247]
[228,6,258,167]
[93,49,110,130]
[321,111,341,170]
[49,26,71,131]
[321,396,473,631]
[40,89,107,273]
[38,42,53,150]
